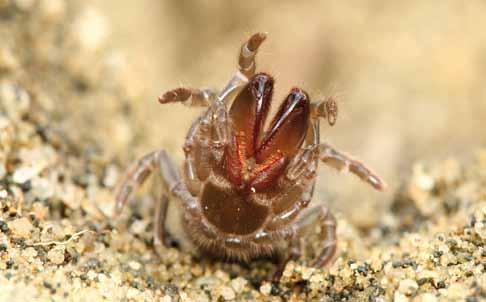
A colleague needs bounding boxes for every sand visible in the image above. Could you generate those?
[0,1,484,301]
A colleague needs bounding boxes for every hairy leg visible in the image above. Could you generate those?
[218,32,268,101]
[265,187,314,231]
[114,149,200,249]
[272,204,336,280]
[309,98,385,191]
[318,143,386,191]
[158,33,267,105]
[238,32,267,78]
[273,236,301,281]
[182,99,230,195]
[153,193,169,249]
[113,150,180,216]
[295,204,337,267]
[158,87,217,107]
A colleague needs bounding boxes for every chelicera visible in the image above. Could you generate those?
[114,33,385,278]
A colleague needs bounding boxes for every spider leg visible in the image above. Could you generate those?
[272,204,336,280]
[153,193,170,249]
[318,143,387,191]
[265,189,313,231]
[113,149,182,216]
[114,150,199,248]
[218,32,268,101]
[308,98,385,191]
[311,95,339,126]
[182,99,229,195]
[273,236,301,281]
[238,32,267,78]
[158,87,217,107]
[296,204,337,267]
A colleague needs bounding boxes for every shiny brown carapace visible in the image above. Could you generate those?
[114,33,386,279]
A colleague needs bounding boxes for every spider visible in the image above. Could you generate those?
[114,33,385,279]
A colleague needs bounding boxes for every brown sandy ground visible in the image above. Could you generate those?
[0,1,484,301]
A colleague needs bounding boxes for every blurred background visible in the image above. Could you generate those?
[92,1,485,228]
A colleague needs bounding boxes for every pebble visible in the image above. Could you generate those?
[195,276,219,289]
[86,270,98,281]
[31,177,55,200]
[58,183,83,210]
[161,296,172,302]
[130,219,148,235]
[219,286,235,301]
[230,277,247,294]
[40,223,66,243]
[0,81,31,120]
[393,292,409,302]
[398,279,418,296]
[12,166,39,184]
[474,221,485,239]
[417,270,438,283]
[126,288,140,300]
[21,247,37,262]
[446,283,468,300]
[8,217,33,238]
[47,246,65,265]
[128,260,141,271]
[301,267,315,280]
[31,202,49,220]
[259,282,272,296]
[417,293,438,302]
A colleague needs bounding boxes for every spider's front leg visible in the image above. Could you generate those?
[158,87,217,107]
[238,32,266,78]
[219,32,268,101]
[158,32,267,106]
[182,98,231,195]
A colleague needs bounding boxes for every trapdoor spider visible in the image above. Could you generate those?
[114,33,385,279]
